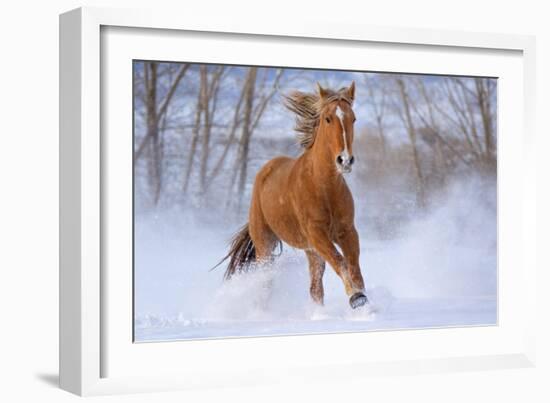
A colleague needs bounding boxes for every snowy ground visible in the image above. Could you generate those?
[134,182,497,342]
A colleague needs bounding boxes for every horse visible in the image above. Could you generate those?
[218,81,368,309]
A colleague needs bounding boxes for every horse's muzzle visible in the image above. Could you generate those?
[336,154,354,174]
[337,164,352,174]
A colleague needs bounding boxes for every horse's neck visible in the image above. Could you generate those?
[306,133,344,188]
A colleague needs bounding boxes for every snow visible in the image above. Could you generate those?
[134,179,497,342]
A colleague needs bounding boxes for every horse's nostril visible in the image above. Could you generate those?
[349,156,355,165]
[336,155,343,165]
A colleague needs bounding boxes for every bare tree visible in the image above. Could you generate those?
[204,82,247,190]
[394,76,426,209]
[364,74,388,157]
[199,65,226,193]
[180,65,228,196]
[411,78,472,181]
[134,62,190,205]
[223,67,284,211]
[235,67,258,210]
[475,78,497,167]
[432,77,496,172]
[182,67,206,195]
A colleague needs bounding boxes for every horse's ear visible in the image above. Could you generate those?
[317,82,328,99]
[347,81,356,103]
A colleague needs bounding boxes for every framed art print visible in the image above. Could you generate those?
[60,7,537,396]
[132,61,498,342]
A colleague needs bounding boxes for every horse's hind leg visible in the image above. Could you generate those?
[305,250,325,305]
[249,226,278,264]
[248,179,279,263]
[248,200,279,309]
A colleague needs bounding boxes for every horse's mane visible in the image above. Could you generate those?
[283,86,354,149]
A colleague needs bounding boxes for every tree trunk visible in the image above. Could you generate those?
[182,71,205,195]
[137,62,189,205]
[143,63,163,205]
[204,81,246,191]
[236,67,258,211]
[199,66,211,193]
[475,78,496,169]
[396,77,426,209]
[199,66,224,194]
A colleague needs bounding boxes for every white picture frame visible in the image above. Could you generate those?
[59,6,537,396]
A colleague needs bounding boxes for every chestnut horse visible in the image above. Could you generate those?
[218,82,368,309]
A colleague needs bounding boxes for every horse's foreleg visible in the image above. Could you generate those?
[336,226,368,309]
[306,224,355,296]
[336,226,365,292]
[305,250,326,305]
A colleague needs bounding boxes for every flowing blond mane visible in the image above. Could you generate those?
[283,86,354,149]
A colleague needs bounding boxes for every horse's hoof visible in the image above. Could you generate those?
[349,292,368,309]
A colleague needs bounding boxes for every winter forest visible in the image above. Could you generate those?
[133,61,497,341]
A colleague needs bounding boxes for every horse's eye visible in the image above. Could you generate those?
[353,117,357,123]
[325,117,331,124]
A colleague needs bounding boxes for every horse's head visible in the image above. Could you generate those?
[316,82,356,174]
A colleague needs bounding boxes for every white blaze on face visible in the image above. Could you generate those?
[335,105,350,160]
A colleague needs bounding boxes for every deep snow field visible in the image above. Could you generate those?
[134,179,497,342]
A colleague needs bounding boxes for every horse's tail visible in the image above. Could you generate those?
[214,223,256,280]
